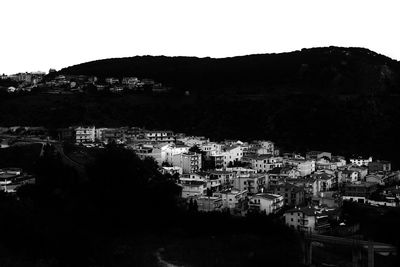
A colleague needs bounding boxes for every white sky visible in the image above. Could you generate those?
[1,0,399,74]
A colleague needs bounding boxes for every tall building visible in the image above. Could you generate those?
[172,152,202,174]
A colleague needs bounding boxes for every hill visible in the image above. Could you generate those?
[1,47,400,167]
[59,46,400,95]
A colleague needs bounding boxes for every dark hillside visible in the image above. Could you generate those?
[60,46,400,95]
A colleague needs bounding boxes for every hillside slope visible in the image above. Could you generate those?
[60,46,400,95]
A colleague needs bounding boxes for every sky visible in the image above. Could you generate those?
[1,0,399,74]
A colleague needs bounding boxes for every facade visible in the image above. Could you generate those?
[248,193,284,215]
[196,196,223,212]
[306,151,332,161]
[172,152,202,174]
[284,206,333,233]
[75,126,96,143]
[350,157,373,167]
[251,155,283,173]
[144,130,174,142]
[271,183,305,207]
[222,145,243,167]
[180,176,207,198]
[161,144,189,164]
[342,182,377,203]
[368,161,391,173]
[284,159,315,177]
[233,173,267,194]
[218,188,248,211]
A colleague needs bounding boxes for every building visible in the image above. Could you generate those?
[368,160,391,173]
[172,152,202,174]
[284,159,315,177]
[306,151,332,161]
[144,130,174,142]
[209,170,235,189]
[271,183,305,207]
[284,206,334,233]
[132,145,163,165]
[75,126,95,143]
[179,176,207,198]
[221,145,243,167]
[248,193,284,215]
[233,173,267,195]
[196,196,223,212]
[161,144,189,164]
[218,188,248,211]
[349,156,372,167]
[339,170,359,183]
[342,182,377,203]
[251,155,283,173]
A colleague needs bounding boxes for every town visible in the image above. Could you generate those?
[1,125,399,237]
[0,71,172,94]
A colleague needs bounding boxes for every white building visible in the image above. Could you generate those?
[75,126,96,143]
[284,206,333,233]
[179,176,207,198]
[233,173,267,194]
[172,152,202,174]
[218,188,248,210]
[284,159,315,177]
[251,155,283,173]
[350,157,373,167]
[222,145,243,167]
[161,144,189,164]
[248,193,284,215]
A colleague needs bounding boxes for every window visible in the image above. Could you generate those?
[291,218,293,222]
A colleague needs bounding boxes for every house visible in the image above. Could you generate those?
[144,130,174,142]
[339,170,359,183]
[132,144,163,165]
[284,206,335,233]
[347,165,368,180]
[365,173,386,185]
[218,188,248,212]
[342,182,377,203]
[310,172,336,192]
[233,173,267,194]
[161,166,183,176]
[172,152,202,174]
[196,196,223,212]
[105,77,119,84]
[176,136,209,147]
[221,145,243,167]
[75,126,96,143]
[290,177,319,197]
[283,159,315,176]
[251,155,283,173]
[306,151,332,161]
[271,183,305,207]
[315,157,340,171]
[208,154,224,169]
[209,170,235,189]
[368,160,391,173]
[199,142,222,156]
[311,191,341,208]
[349,156,372,167]
[161,144,189,164]
[248,193,284,215]
[179,176,207,198]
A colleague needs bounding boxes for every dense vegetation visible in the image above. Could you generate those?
[1,91,400,168]
[59,47,400,95]
[0,144,303,266]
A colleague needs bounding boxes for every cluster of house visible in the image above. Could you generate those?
[64,126,400,234]
[0,168,35,193]
[1,70,171,94]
